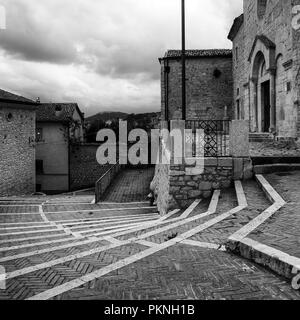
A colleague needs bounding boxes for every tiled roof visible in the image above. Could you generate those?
[228,14,244,41]
[0,89,35,104]
[36,103,83,123]
[163,49,232,59]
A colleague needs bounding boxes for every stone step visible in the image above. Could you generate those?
[251,156,300,165]
[249,133,273,142]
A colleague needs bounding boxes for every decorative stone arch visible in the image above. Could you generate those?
[249,35,276,80]
[248,35,276,133]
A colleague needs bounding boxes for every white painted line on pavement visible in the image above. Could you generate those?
[229,175,285,242]
[180,239,225,251]
[0,204,39,207]
[0,237,79,253]
[44,206,155,215]
[0,224,56,231]
[157,209,180,222]
[69,216,158,230]
[0,228,69,237]
[27,183,246,301]
[2,193,213,279]
[180,199,202,219]
[0,222,50,227]
[101,201,150,205]
[0,233,73,245]
[76,221,155,235]
[55,213,158,225]
[0,206,156,216]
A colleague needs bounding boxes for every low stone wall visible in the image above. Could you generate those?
[169,158,233,209]
[151,120,253,215]
[152,157,253,214]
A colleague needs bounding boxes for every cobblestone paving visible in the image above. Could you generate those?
[102,167,155,203]
[248,172,300,258]
[0,171,299,300]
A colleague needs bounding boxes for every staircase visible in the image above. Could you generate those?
[249,133,273,143]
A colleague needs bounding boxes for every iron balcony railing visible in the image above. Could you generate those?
[185,120,231,157]
[95,161,123,203]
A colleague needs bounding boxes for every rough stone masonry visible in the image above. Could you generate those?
[0,101,36,196]
[228,0,300,140]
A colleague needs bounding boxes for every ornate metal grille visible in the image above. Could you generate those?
[185,120,230,157]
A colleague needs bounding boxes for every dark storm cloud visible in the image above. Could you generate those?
[0,0,77,64]
[0,0,243,115]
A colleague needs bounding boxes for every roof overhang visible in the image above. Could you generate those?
[228,14,244,41]
[0,99,39,110]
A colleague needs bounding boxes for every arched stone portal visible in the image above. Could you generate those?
[248,35,276,133]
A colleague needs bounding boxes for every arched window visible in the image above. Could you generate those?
[260,60,267,77]
[257,0,267,19]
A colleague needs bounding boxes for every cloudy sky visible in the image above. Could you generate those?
[0,0,242,116]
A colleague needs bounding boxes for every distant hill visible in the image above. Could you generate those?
[85,111,161,142]
[85,112,128,123]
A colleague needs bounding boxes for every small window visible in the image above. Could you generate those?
[237,88,240,96]
[36,128,43,142]
[236,100,241,120]
[6,113,13,122]
[36,160,44,174]
[213,68,222,78]
[257,0,267,19]
[286,82,291,92]
[235,47,239,62]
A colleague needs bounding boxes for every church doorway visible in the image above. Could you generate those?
[261,80,270,132]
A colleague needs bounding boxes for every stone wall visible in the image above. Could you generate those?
[169,159,233,209]
[161,57,233,121]
[0,104,36,196]
[152,156,253,214]
[70,143,112,191]
[293,0,300,138]
[151,120,253,214]
[232,0,300,138]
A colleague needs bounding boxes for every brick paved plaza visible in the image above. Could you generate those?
[0,168,299,300]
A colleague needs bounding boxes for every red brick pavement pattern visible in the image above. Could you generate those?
[102,168,155,203]
[248,172,300,258]
[54,245,300,300]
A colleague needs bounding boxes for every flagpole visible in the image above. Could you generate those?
[181,0,186,121]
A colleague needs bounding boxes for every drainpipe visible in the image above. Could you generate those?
[181,0,186,121]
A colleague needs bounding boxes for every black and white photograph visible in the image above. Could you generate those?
[0,0,300,305]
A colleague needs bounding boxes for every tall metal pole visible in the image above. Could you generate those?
[181,0,186,121]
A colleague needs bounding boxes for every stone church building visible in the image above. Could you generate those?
[228,0,300,140]
[159,49,233,121]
